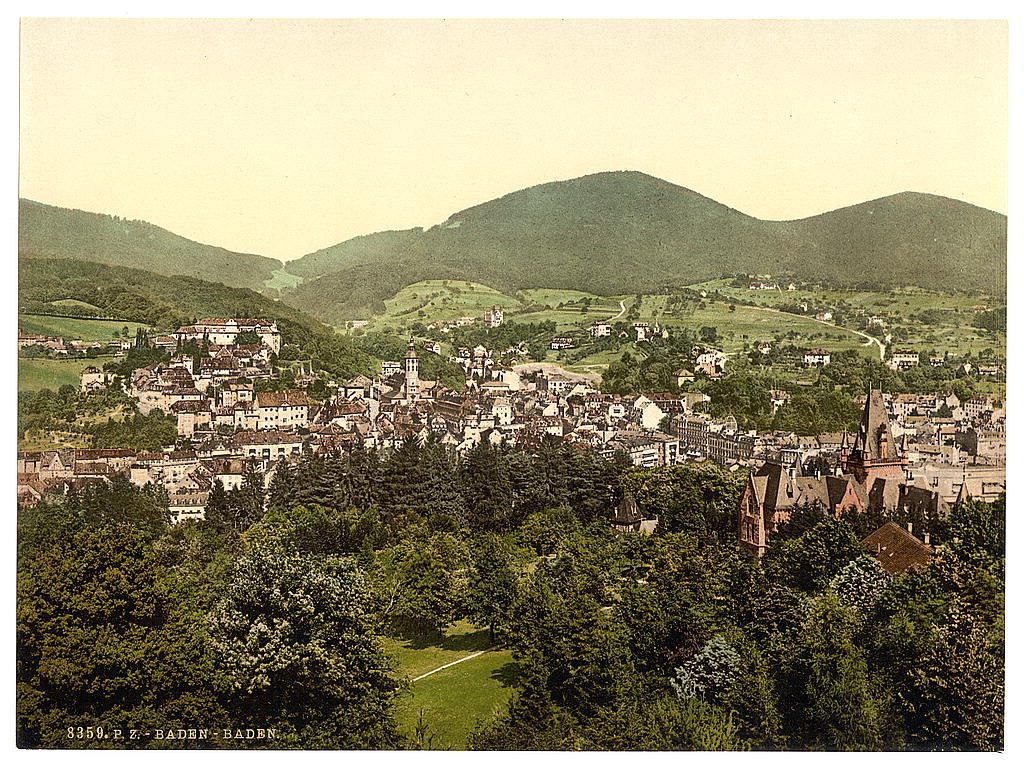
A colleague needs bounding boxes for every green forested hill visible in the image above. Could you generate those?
[18,259,373,378]
[282,171,1006,323]
[19,199,283,289]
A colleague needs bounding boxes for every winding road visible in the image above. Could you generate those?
[731,302,886,361]
[606,300,627,322]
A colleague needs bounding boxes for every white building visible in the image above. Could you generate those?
[804,348,831,367]
[174,318,281,354]
[889,350,920,371]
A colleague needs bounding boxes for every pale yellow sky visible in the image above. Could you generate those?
[19,18,1008,261]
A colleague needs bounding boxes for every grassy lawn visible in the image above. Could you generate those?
[395,648,515,750]
[19,313,135,341]
[263,268,304,291]
[690,280,1005,359]
[48,298,105,313]
[363,280,523,334]
[18,357,103,392]
[19,429,94,452]
[382,619,516,749]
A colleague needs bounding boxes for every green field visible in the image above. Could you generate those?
[17,357,104,392]
[382,620,516,749]
[357,279,1003,381]
[692,280,1005,358]
[19,313,136,341]
[359,280,524,333]
[263,268,304,291]
[49,298,105,313]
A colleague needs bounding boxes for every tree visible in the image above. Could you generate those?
[265,457,295,511]
[764,518,864,594]
[393,534,469,639]
[622,462,746,538]
[670,635,742,701]
[232,461,266,532]
[467,534,520,642]
[208,540,402,748]
[905,602,1003,750]
[780,593,894,750]
[17,524,225,748]
[829,554,890,612]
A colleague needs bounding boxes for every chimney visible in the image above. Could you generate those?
[906,522,913,535]
[924,533,930,545]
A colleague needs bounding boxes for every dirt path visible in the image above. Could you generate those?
[746,304,886,360]
[607,300,627,322]
[411,647,499,682]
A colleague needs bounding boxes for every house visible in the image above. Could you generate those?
[803,348,831,367]
[550,336,576,350]
[233,430,303,459]
[343,374,374,400]
[861,522,932,575]
[589,322,612,338]
[169,399,214,437]
[380,361,403,378]
[131,451,201,488]
[254,389,311,430]
[80,366,116,393]
[674,368,695,387]
[609,495,658,535]
[695,351,726,378]
[814,311,833,322]
[889,350,920,371]
[483,305,504,328]
[174,317,281,354]
[737,461,866,556]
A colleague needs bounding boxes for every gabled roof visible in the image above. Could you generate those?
[861,521,932,575]
[255,389,311,408]
[611,495,642,525]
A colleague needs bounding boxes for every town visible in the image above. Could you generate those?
[17,309,1006,555]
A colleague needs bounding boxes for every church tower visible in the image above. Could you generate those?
[842,387,907,489]
[404,341,419,402]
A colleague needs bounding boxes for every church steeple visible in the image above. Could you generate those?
[404,340,419,402]
[842,387,906,487]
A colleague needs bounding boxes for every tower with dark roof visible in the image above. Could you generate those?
[404,341,419,402]
[842,387,907,489]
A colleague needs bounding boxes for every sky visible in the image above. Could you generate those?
[19,18,1008,261]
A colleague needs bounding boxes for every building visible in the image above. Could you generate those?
[842,388,908,491]
[483,305,504,328]
[233,430,303,458]
[550,336,576,350]
[254,389,311,430]
[889,350,920,371]
[79,366,117,393]
[589,322,612,338]
[609,495,658,535]
[803,348,831,367]
[674,369,695,387]
[861,521,932,575]
[404,342,420,402]
[737,461,867,555]
[174,317,281,354]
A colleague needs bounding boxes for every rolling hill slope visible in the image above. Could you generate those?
[282,171,1006,323]
[18,258,373,379]
[19,199,283,289]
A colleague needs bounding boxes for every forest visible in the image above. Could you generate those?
[16,437,1004,750]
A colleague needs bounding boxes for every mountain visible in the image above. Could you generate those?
[19,258,373,379]
[19,199,283,290]
[282,171,1006,323]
